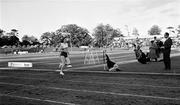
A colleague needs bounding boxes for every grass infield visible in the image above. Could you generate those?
[0,49,180,105]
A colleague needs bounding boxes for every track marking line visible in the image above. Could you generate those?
[1,53,180,76]
[0,94,77,105]
[0,51,133,62]
[1,75,180,89]
[23,54,133,65]
[0,66,180,76]
[1,82,180,101]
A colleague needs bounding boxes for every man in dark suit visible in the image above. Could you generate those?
[162,32,172,70]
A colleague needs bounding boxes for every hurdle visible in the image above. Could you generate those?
[84,48,100,64]
[102,49,106,70]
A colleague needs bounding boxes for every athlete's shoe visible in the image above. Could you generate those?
[66,64,72,67]
[60,71,64,75]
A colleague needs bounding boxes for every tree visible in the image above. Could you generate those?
[22,35,40,46]
[0,36,9,47]
[176,25,180,34]
[40,32,55,45]
[0,29,5,37]
[10,29,18,36]
[0,29,20,46]
[22,35,29,41]
[92,24,120,47]
[93,24,107,47]
[56,24,92,47]
[8,35,20,46]
[113,28,123,37]
[21,40,31,46]
[29,36,39,45]
[0,30,5,46]
[132,27,139,36]
[148,25,161,35]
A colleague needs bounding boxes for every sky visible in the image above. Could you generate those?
[0,0,180,39]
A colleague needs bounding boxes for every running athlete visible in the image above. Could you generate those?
[59,38,72,76]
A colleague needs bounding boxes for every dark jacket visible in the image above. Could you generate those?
[164,38,172,50]
[105,54,115,69]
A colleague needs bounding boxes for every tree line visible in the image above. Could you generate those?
[1,24,180,48]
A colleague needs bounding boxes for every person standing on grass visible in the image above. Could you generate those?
[161,32,172,70]
[58,38,72,76]
[153,36,159,58]
[149,40,158,62]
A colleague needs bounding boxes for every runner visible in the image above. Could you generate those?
[58,38,72,76]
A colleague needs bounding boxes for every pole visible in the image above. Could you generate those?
[101,31,106,70]
[70,34,72,51]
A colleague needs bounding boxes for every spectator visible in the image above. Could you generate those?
[162,32,172,70]
[149,40,158,62]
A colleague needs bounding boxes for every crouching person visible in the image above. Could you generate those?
[133,44,148,64]
[105,54,121,71]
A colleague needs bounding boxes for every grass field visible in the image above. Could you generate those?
[0,48,180,105]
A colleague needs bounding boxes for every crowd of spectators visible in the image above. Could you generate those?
[111,35,180,49]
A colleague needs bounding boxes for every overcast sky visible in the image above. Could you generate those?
[1,0,180,39]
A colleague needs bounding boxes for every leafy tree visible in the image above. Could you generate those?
[8,35,20,46]
[0,29,4,46]
[56,24,92,47]
[148,25,161,35]
[0,36,9,46]
[0,35,19,46]
[0,29,20,46]
[40,32,55,45]
[93,24,106,47]
[22,35,29,41]
[22,35,40,46]
[0,29,5,37]
[112,28,123,37]
[176,25,180,34]
[21,40,31,46]
[29,36,39,45]
[93,24,120,47]
[132,27,139,36]
[0,38,2,46]
[10,29,18,36]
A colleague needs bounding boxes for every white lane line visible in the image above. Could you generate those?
[1,82,180,101]
[26,54,134,64]
[0,94,77,105]
[1,75,180,89]
[0,58,136,71]
[69,52,180,71]
[0,50,133,59]
[1,65,180,76]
